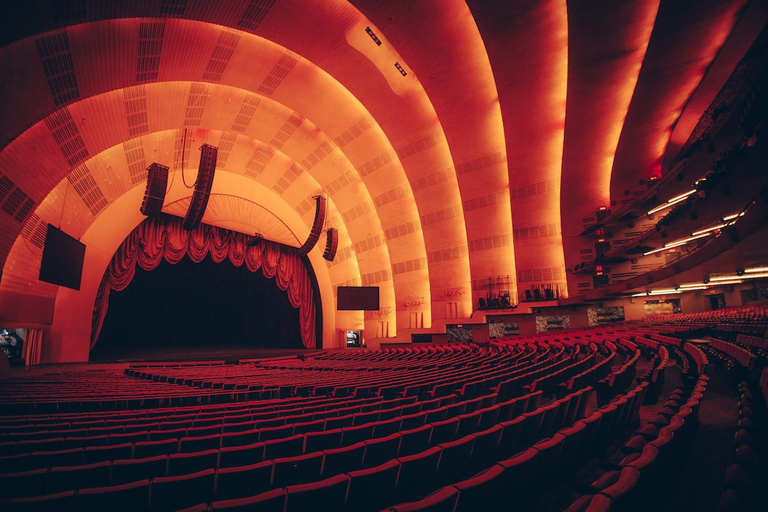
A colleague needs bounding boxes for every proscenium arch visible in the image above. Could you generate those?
[0,14,475,323]
[45,173,343,363]
[1,97,402,334]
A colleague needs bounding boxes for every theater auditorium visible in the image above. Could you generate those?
[0,0,767,510]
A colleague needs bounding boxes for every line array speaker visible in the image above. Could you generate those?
[298,195,327,255]
[183,144,218,231]
[140,163,169,216]
[323,227,338,261]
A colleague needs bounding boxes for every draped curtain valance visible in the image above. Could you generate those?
[91,216,316,349]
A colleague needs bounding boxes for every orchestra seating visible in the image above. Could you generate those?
[1,305,767,511]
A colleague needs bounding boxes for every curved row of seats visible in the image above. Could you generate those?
[716,380,766,511]
[385,382,647,511]
[562,375,708,512]
[0,390,557,511]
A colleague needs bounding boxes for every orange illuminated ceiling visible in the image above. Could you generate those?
[0,0,761,334]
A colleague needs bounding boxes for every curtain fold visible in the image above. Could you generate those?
[91,216,316,350]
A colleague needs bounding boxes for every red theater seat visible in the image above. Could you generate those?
[346,459,401,511]
[321,442,366,477]
[209,488,286,512]
[48,461,111,493]
[396,446,442,500]
[112,455,168,485]
[76,479,150,511]
[284,474,350,512]
[215,461,273,501]
[150,469,215,512]
[389,486,459,512]
[272,452,324,487]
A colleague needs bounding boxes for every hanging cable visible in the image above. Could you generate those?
[181,128,196,189]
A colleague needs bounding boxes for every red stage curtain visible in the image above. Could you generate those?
[91,216,316,349]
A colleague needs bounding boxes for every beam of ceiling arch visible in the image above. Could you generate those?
[661,0,768,170]
[466,0,569,300]
[609,0,746,205]
[560,0,660,293]
[1,133,367,320]
[350,0,516,307]
[0,15,472,324]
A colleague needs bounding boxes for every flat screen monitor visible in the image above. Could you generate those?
[39,225,86,290]
[337,286,380,311]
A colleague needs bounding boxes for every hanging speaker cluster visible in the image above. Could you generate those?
[298,195,327,255]
[140,163,169,216]
[323,228,338,261]
[183,144,218,231]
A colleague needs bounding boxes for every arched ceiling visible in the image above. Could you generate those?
[0,0,762,335]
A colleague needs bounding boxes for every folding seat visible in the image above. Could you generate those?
[284,474,350,512]
[372,417,403,438]
[0,442,17,457]
[0,490,76,512]
[477,405,500,431]
[160,420,193,431]
[425,406,448,424]
[593,404,618,449]
[272,452,324,487]
[340,424,374,446]
[454,464,505,511]
[76,479,151,511]
[346,459,401,511]
[400,403,423,416]
[379,407,403,421]
[497,416,526,458]
[48,461,112,493]
[390,486,459,512]
[496,398,521,423]
[400,412,427,431]
[0,468,48,498]
[469,424,502,471]
[218,442,265,469]
[456,411,482,438]
[187,426,223,439]
[597,467,641,510]
[64,434,109,449]
[304,428,343,453]
[264,434,305,460]
[168,449,219,476]
[395,446,442,501]
[531,434,565,482]
[494,448,539,510]
[109,431,149,445]
[540,401,563,438]
[149,428,187,442]
[215,461,274,501]
[323,414,355,431]
[84,442,133,464]
[209,488,286,512]
[18,437,65,453]
[289,418,324,434]
[150,469,215,512]
[180,434,222,453]
[258,424,294,442]
[363,433,402,467]
[429,417,459,446]
[111,456,167,486]
[220,431,259,448]
[444,402,467,418]
[135,439,178,459]
[222,421,255,434]
[30,448,84,469]
[321,441,366,477]
[436,435,475,484]
[126,422,160,434]
[558,421,587,471]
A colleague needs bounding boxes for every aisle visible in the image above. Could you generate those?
[660,367,738,512]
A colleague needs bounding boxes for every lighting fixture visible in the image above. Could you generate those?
[647,190,696,215]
